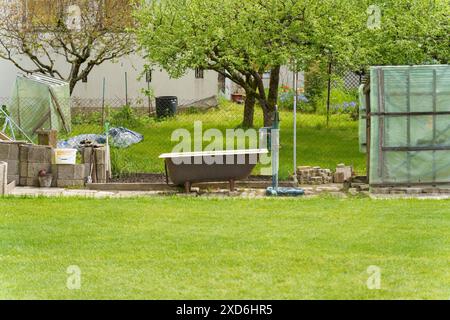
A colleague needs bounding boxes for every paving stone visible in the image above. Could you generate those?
[370,187,391,194]
[405,188,423,194]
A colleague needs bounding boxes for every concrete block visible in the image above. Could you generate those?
[6,180,16,194]
[335,165,353,182]
[0,161,7,195]
[95,164,107,181]
[7,160,19,175]
[27,145,53,163]
[27,162,52,178]
[0,142,21,160]
[82,147,95,164]
[56,179,85,188]
[19,177,27,186]
[7,174,19,184]
[19,145,29,161]
[95,148,106,165]
[20,162,28,177]
[55,164,85,180]
[74,164,85,179]
[25,177,39,187]
[0,143,10,160]
[333,172,345,183]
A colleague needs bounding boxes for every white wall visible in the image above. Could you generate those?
[0,54,219,106]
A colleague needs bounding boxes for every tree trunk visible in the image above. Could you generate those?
[242,92,256,128]
[69,79,77,96]
[260,66,281,127]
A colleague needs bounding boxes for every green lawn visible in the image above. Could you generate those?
[0,196,448,300]
[70,102,365,178]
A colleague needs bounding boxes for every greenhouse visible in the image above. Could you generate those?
[361,65,450,186]
[8,74,71,137]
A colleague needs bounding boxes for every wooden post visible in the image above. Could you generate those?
[229,179,235,192]
[37,129,58,148]
[184,181,191,193]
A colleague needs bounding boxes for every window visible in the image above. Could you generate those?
[195,68,204,79]
[82,74,88,83]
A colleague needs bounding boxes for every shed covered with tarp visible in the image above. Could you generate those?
[360,65,450,186]
[8,74,71,137]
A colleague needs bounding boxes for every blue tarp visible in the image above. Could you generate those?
[58,127,143,149]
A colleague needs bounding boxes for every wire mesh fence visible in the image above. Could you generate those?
[0,67,367,181]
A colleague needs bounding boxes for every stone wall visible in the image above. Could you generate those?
[0,161,7,195]
[0,141,25,185]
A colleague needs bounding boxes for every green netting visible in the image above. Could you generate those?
[8,74,71,137]
[369,65,450,185]
[358,84,367,153]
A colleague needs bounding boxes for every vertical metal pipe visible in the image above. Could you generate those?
[125,72,128,106]
[326,60,332,128]
[101,77,106,126]
[293,62,298,184]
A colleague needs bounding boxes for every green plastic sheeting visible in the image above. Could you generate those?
[369,65,450,185]
[8,74,71,137]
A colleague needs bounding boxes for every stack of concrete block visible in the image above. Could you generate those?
[19,144,53,187]
[0,161,7,195]
[82,146,108,183]
[333,164,353,183]
[52,164,86,187]
[0,141,24,185]
[297,166,333,185]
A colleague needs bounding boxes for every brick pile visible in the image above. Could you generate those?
[297,166,333,185]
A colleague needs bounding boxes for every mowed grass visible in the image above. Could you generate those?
[0,196,448,300]
[71,103,364,178]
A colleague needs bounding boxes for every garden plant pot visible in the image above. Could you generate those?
[38,175,53,188]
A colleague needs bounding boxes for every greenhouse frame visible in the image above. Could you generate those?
[360,65,450,187]
[8,74,71,138]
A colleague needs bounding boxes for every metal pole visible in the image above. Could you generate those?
[326,60,332,128]
[148,81,152,117]
[125,72,128,106]
[101,77,106,126]
[293,62,298,184]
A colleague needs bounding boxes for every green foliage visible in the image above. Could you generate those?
[72,111,103,126]
[316,87,359,119]
[110,105,146,128]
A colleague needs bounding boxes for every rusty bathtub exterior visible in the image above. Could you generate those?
[159,149,269,192]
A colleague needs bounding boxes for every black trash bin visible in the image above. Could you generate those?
[156,96,178,118]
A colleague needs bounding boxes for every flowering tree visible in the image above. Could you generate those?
[135,0,360,127]
[0,0,136,94]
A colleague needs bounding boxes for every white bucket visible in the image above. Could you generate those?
[53,148,77,165]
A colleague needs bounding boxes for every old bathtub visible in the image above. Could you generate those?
[160,149,269,192]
